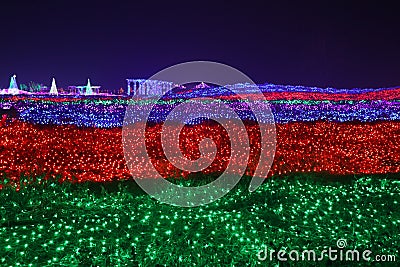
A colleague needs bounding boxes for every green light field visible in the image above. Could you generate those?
[1,174,399,266]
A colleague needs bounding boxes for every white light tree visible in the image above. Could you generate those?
[85,79,93,95]
[49,78,58,95]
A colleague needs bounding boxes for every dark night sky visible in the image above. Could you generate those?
[1,1,400,90]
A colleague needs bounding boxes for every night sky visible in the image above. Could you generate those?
[1,1,400,90]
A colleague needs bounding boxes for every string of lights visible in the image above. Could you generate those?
[0,121,399,189]
[1,174,398,266]
[2,98,398,128]
[0,85,399,266]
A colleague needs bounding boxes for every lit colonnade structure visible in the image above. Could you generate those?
[126,79,175,96]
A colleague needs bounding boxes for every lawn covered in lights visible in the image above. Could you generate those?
[1,174,399,266]
[1,83,399,266]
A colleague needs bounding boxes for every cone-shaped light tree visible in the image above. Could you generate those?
[85,79,93,95]
[49,78,58,95]
[9,75,18,90]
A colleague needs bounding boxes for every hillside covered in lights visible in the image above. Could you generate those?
[0,82,399,266]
